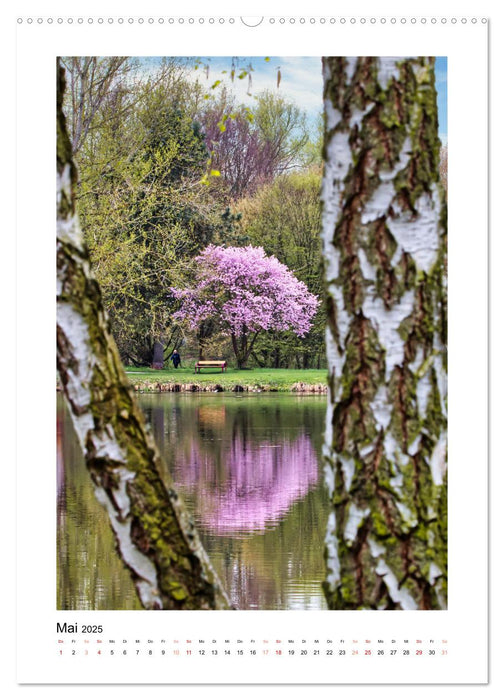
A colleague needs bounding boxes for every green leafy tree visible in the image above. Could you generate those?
[238,168,326,368]
[74,76,220,366]
[253,90,310,172]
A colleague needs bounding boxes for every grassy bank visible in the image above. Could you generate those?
[124,366,328,393]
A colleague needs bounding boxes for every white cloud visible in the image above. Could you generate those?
[138,56,445,142]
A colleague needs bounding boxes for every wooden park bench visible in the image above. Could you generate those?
[194,360,228,374]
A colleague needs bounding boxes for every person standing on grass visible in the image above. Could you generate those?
[170,349,181,369]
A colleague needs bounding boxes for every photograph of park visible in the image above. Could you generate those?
[57,55,447,611]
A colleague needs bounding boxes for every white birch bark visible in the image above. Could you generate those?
[321,57,447,610]
[57,61,231,611]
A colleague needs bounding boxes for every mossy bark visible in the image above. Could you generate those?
[321,57,447,610]
[56,60,231,610]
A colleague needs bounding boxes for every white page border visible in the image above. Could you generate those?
[15,14,488,685]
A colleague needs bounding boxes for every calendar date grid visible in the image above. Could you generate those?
[56,636,448,659]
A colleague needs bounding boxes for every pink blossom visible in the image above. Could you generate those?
[172,245,319,343]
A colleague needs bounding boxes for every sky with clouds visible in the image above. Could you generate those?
[141,55,447,145]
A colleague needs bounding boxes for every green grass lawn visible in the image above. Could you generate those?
[124,366,328,391]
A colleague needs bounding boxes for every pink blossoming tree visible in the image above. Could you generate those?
[172,245,319,368]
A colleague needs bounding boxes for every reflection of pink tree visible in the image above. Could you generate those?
[174,432,319,534]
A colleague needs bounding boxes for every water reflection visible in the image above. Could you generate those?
[58,393,329,610]
[57,398,142,610]
[173,431,318,535]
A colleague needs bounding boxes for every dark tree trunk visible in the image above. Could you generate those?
[197,319,215,360]
[321,57,447,610]
[230,330,259,369]
[151,341,164,369]
[56,60,231,611]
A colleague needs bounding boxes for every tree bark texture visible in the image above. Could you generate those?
[151,341,164,369]
[321,57,447,610]
[56,61,231,610]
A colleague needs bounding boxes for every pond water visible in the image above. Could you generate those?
[57,392,330,611]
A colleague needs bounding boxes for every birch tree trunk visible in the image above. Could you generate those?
[321,57,447,610]
[57,60,231,610]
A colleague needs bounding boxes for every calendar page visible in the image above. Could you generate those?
[15,4,488,686]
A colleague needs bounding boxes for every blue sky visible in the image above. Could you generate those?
[435,56,447,145]
[142,56,447,144]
